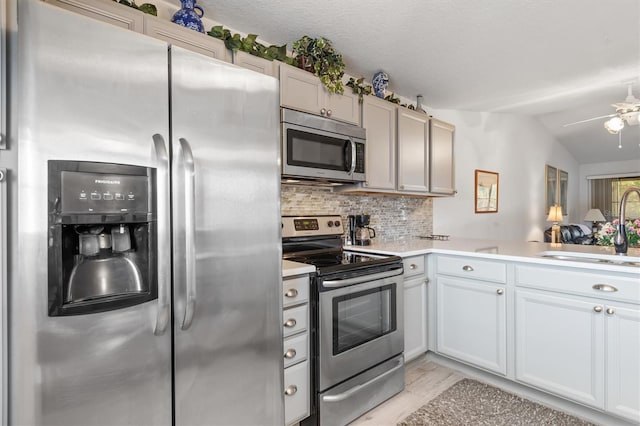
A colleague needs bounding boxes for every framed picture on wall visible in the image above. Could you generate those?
[475,169,499,213]
[559,169,568,215]
[545,165,557,215]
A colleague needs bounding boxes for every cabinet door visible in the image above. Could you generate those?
[397,109,429,192]
[362,95,396,190]
[404,276,427,362]
[144,17,230,62]
[324,91,360,126]
[606,304,640,422]
[280,63,323,115]
[515,290,604,409]
[44,0,144,32]
[436,276,506,374]
[429,118,455,194]
[233,50,277,77]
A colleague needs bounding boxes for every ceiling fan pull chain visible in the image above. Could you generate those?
[618,130,622,149]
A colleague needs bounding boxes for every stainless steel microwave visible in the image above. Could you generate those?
[281,108,366,183]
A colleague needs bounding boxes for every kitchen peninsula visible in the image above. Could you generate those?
[348,238,640,425]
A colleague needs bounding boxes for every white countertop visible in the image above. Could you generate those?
[344,238,640,274]
[282,259,316,278]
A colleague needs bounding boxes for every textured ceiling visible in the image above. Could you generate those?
[176,0,640,165]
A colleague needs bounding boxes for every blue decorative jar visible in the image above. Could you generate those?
[372,71,389,98]
[171,0,205,33]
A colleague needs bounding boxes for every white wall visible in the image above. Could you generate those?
[431,110,579,242]
[578,159,640,219]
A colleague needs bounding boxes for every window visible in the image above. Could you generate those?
[590,176,640,221]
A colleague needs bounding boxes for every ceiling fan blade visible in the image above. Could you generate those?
[562,114,617,127]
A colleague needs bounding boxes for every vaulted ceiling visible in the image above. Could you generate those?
[181,0,640,165]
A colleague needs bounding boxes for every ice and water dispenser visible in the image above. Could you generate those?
[48,161,157,316]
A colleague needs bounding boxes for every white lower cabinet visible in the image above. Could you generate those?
[404,276,427,362]
[436,276,507,375]
[282,273,311,426]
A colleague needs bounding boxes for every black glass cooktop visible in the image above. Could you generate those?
[284,249,402,276]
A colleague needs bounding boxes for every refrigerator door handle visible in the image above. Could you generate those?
[179,137,197,331]
[152,134,170,336]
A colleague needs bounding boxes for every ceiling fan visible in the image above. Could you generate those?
[563,83,640,134]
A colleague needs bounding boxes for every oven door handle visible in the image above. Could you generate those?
[321,358,403,403]
[322,269,402,288]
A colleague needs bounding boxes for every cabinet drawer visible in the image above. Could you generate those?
[283,275,309,308]
[436,255,506,283]
[403,255,425,278]
[284,360,310,425]
[515,264,640,304]
[283,304,308,338]
[283,332,308,368]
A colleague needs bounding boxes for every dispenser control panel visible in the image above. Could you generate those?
[60,171,149,214]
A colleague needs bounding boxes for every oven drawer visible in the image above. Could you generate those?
[284,360,310,426]
[283,332,308,368]
[403,255,425,278]
[283,275,309,308]
[283,304,308,338]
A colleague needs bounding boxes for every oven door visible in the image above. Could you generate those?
[281,122,365,182]
[318,269,404,391]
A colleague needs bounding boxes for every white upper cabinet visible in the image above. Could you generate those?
[280,63,360,126]
[397,108,429,193]
[44,0,144,32]
[361,95,397,190]
[232,51,278,77]
[429,118,455,194]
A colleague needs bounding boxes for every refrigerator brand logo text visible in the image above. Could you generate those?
[95,179,120,185]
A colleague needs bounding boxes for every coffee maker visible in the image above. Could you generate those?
[48,160,157,316]
[348,214,376,246]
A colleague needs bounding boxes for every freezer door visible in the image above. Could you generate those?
[13,2,172,425]
[171,46,284,425]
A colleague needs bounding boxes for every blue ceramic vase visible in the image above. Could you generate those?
[171,0,205,33]
[372,71,389,98]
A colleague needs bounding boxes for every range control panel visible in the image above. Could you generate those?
[282,215,343,238]
[60,171,149,214]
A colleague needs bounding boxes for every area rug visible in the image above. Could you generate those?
[398,378,594,426]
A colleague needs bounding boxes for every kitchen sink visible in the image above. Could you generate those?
[538,251,640,267]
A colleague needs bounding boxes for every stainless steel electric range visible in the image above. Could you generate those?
[283,215,405,426]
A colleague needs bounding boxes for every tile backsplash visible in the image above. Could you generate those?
[281,185,433,240]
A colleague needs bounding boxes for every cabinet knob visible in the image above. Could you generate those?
[284,318,297,328]
[409,264,417,270]
[284,349,297,359]
[606,308,615,315]
[284,385,298,396]
[593,306,603,313]
[285,288,298,298]
[496,289,504,295]
[326,109,332,116]
[320,108,327,116]
[462,265,474,272]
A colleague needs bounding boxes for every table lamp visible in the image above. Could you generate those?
[547,205,563,244]
[583,208,606,234]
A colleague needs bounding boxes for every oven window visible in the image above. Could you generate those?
[287,129,349,171]
[332,284,396,355]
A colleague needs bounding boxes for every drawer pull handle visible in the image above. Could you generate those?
[284,385,298,396]
[592,284,618,292]
[285,288,298,298]
[594,306,603,313]
[284,318,297,328]
[284,349,297,359]
[409,264,417,270]
[462,265,474,272]
[496,289,504,295]
[606,308,615,315]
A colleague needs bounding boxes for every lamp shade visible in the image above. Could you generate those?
[547,205,563,222]
[584,208,606,222]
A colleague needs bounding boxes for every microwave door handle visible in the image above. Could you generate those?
[348,138,356,175]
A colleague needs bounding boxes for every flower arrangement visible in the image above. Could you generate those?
[595,219,640,246]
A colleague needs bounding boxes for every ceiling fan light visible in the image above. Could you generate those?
[604,116,624,134]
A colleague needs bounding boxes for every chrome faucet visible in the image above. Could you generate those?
[614,187,640,254]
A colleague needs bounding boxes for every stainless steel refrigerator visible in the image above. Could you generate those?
[7,1,283,425]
